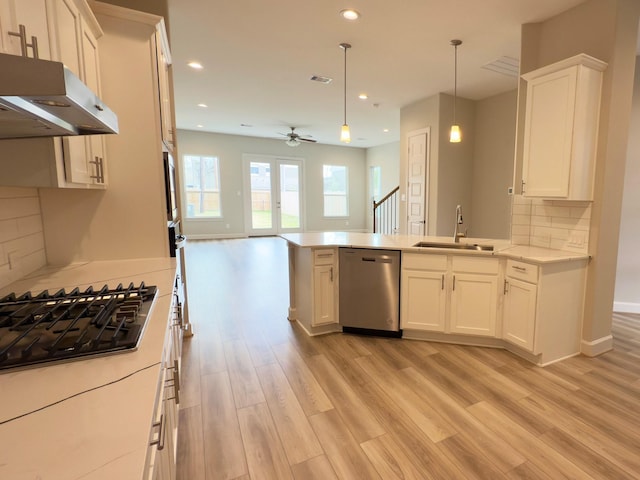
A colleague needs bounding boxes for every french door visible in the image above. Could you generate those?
[243,154,303,235]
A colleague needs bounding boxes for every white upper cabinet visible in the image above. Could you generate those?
[0,0,108,188]
[0,0,53,59]
[521,54,607,201]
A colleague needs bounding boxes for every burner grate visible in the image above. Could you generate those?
[0,282,157,371]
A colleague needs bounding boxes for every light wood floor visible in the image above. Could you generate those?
[176,237,640,480]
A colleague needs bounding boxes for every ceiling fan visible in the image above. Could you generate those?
[279,127,317,147]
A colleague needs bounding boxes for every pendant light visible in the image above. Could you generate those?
[449,39,462,143]
[339,42,351,143]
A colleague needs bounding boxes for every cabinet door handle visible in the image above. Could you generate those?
[150,413,165,450]
[504,279,509,294]
[173,359,180,404]
[8,25,38,58]
[452,275,456,291]
[521,179,526,194]
[441,274,445,290]
[330,267,333,282]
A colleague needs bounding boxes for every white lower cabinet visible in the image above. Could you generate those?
[401,253,499,337]
[146,280,182,480]
[312,249,337,326]
[400,254,447,331]
[503,276,538,352]
[501,258,587,364]
[449,257,499,336]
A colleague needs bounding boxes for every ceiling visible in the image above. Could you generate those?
[167,0,590,148]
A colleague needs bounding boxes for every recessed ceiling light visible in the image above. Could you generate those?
[358,93,368,100]
[197,103,208,108]
[188,61,203,70]
[340,9,360,20]
[383,128,389,133]
[196,124,203,128]
[240,123,253,127]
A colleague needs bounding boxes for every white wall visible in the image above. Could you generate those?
[614,55,640,313]
[365,141,400,231]
[472,90,517,239]
[0,187,46,289]
[177,129,368,237]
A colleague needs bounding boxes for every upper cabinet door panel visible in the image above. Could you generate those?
[522,67,576,198]
[521,54,606,201]
[50,0,82,75]
[0,0,52,59]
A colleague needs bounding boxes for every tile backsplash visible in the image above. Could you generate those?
[511,195,591,254]
[0,187,47,290]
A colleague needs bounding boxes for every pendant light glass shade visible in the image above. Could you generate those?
[341,123,351,143]
[449,124,461,143]
[450,39,462,143]
[339,43,351,143]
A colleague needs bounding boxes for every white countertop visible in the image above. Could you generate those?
[280,232,590,264]
[0,258,177,480]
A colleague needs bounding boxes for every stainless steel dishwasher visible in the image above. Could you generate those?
[339,248,401,337]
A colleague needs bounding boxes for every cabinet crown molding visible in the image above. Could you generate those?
[522,53,608,81]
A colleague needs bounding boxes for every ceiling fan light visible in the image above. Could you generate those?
[286,138,300,147]
[450,124,462,143]
[341,124,351,143]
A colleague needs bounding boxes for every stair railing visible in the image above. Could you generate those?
[373,186,400,234]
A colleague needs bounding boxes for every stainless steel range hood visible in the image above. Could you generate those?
[0,53,118,139]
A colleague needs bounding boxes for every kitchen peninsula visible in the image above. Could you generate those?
[281,232,590,366]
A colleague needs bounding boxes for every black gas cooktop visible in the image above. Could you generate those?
[0,282,157,371]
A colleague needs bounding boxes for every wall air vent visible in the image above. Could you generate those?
[310,75,333,84]
[481,56,520,77]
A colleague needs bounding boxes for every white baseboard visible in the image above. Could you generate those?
[184,233,248,240]
[581,335,613,357]
[613,301,640,314]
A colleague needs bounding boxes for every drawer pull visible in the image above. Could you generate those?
[317,253,333,258]
[512,265,527,272]
[150,414,165,450]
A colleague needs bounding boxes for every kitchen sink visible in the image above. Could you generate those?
[412,241,494,251]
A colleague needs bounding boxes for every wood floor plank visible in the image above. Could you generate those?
[290,455,338,480]
[308,409,382,480]
[237,403,294,480]
[504,461,554,480]
[255,362,324,465]
[198,326,228,375]
[518,394,640,477]
[467,401,598,480]
[176,405,205,480]
[224,339,266,408]
[178,335,202,409]
[360,433,431,480]
[400,367,527,472]
[305,353,385,443]
[539,427,637,479]
[436,433,508,480]
[272,342,334,416]
[201,372,248,480]
[355,355,457,443]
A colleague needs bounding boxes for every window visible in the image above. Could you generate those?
[183,155,221,218]
[323,164,348,217]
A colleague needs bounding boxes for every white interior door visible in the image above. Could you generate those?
[407,128,429,235]
[244,155,303,235]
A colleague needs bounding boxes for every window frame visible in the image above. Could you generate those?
[182,154,222,219]
[322,164,349,218]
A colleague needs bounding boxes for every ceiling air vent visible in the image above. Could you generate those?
[481,56,520,77]
[310,75,333,84]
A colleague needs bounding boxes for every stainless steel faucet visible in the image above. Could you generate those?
[453,204,466,242]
